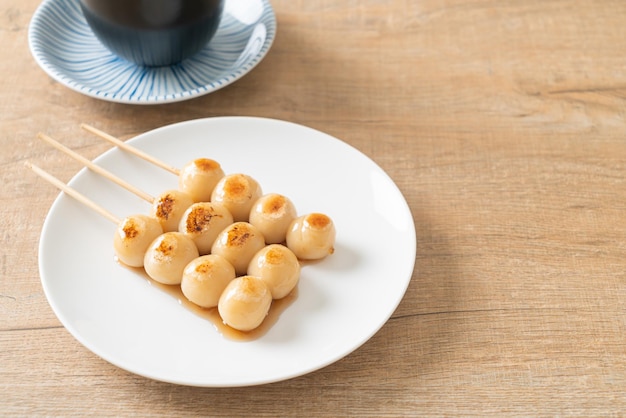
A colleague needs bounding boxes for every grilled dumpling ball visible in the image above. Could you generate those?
[210,173,262,222]
[211,222,266,275]
[150,189,194,232]
[113,214,163,268]
[286,213,336,260]
[178,158,225,203]
[249,193,297,244]
[178,202,233,255]
[218,275,272,332]
[181,255,236,308]
[143,232,199,285]
[248,244,300,299]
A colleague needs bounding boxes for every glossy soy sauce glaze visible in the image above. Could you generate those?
[150,276,298,342]
[120,260,298,341]
[79,0,224,66]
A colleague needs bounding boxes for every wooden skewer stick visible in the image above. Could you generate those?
[37,132,154,204]
[26,161,120,225]
[80,123,180,176]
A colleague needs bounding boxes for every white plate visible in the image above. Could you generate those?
[38,117,416,387]
[28,0,276,104]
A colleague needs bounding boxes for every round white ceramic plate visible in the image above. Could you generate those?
[38,117,416,387]
[28,0,276,104]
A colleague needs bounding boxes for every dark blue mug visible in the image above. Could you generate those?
[79,0,225,67]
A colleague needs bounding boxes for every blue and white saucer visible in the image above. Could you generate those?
[28,0,276,104]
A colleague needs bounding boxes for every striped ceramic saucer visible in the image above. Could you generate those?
[28,0,276,104]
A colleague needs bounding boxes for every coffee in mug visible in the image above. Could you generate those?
[79,0,225,67]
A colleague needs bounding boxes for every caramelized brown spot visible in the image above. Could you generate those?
[185,205,221,233]
[262,195,286,214]
[306,213,331,229]
[224,175,248,198]
[194,158,221,171]
[155,194,175,220]
[239,276,266,296]
[156,236,175,256]
[122,267,298,342]
[265,247,285,264]
[226,224,252,247]
[122,218,139,239]
[195,261,213,274]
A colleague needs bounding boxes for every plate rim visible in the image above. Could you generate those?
[37,116,417,387]
[27,0,277,104]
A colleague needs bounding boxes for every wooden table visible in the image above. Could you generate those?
[2,0,625,415]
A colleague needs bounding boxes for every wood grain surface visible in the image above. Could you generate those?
[2,0,625,416]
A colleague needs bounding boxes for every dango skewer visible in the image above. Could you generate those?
[31,124,339,332]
